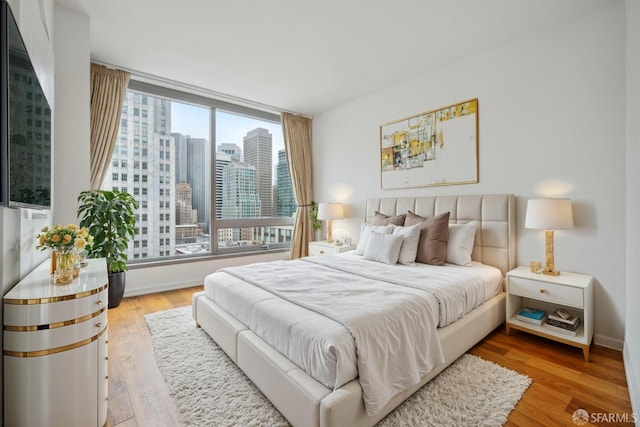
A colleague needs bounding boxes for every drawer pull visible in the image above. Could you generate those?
[96,300,103,305]
[320,250,325,254]
[96,322,103,328]
[539,289,546,294]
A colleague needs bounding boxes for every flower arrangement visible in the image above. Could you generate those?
[36,224,93,252]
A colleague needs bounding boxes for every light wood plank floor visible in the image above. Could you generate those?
[107,286,633,427]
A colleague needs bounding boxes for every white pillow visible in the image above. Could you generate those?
[355,224,394,255]
[363,232,404,265]
[391,224,420,266]
[446,221,478,266]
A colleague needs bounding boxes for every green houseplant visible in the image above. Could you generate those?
[77,190,138,308]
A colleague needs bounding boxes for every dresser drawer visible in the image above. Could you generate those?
[508,276,584,308]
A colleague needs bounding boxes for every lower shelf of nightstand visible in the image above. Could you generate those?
[506,317,591,361]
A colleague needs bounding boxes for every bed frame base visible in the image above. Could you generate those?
[192,291,506,427]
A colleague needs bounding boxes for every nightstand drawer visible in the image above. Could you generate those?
[308,245,339,256]
[508,276,584,307]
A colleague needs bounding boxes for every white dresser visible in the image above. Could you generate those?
[3,258,109,427]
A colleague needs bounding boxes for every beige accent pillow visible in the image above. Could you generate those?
[363,232,404,265]
[391,224,421,266]
[404,211,450,266]
[446,221,478,266]
[372,211,406,226]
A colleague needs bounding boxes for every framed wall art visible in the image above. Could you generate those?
[380,98,478,189]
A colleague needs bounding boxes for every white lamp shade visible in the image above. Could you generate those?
[317,203,344,220]
[525,198,574,230]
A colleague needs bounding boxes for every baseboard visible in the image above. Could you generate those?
[594,333,624,351]
[123,280,201,298]
[624,343,640,427]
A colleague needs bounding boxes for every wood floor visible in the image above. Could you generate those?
[107,286,633,427]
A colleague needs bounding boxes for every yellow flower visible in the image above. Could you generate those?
[62,234,72,244]
[41,226,49,232]
[39,235,46,245]
[74,238,86,250]
[51,234,61,243]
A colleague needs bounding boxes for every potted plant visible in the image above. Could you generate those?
[77,190,138,308]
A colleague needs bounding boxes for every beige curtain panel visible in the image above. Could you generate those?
[89,64,130,190]
[281,112,314,259]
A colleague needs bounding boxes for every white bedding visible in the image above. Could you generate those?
[203,253,502,415]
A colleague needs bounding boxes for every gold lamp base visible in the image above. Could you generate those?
[543,229,561,276]
[325,219,334,243]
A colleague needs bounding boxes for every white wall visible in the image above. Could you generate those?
[625,0,640,420]
[53,5,90,224]
[313,2,626,347]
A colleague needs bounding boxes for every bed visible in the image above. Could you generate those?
[192,194,516,427]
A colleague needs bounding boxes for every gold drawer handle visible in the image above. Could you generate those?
[96,300,103,305]
[96,322,103,328]
[539,289,546,294]
[320,250,325,254]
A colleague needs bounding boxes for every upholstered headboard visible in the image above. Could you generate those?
[364,194,516,276]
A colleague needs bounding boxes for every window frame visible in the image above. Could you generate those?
[119,80,293,266]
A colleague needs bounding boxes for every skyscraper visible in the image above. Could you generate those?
[243,128,272,217]
[186,137,209,231]
[218,143,242,162]
[222,161,261,241]
[215,151,232,219]
[103,92,175,260]
[172,132,188,183]
[276,149,296,217]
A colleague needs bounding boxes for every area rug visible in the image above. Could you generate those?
[145,306,531,427]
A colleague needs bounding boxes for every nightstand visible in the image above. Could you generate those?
[308,241,355,256]
[506,266,594,361]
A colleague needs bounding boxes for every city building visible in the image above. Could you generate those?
[102,92,175,260]
[221,161,261,241]
[243,128,273,217]
[276,149,296,217]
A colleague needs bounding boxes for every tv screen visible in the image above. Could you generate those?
[1,0,52,209]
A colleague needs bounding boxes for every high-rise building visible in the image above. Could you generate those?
[219,143,242,162]
[172,132,188,183]
[222,161,261,241]
[175,181,198,225]
[103,92,175,260]
[276,149,296,217]
[243,128,273,217]
[215,151,232,219]
[186,137,209,232]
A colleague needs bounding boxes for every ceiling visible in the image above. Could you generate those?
[55,0,612,116]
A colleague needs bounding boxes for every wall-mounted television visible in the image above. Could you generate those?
[1,0,52,210]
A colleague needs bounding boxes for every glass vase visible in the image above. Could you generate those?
[53,249,75,285]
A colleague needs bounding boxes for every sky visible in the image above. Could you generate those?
[170,102,285,160]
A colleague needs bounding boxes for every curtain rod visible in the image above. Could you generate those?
[91,59,305,117]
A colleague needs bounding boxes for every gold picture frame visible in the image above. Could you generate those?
[380,98,479,189]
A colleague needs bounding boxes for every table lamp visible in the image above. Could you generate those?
[525,198,574,276]
[317,203,344,242]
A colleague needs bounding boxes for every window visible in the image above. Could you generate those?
[103,82,294,263]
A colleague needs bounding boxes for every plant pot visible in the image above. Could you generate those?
[108,271,126,309]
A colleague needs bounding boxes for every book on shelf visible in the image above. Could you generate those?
[548,309,580,325]
[516,314,547,325]
[543,318,582,336]
[517,307,546,320]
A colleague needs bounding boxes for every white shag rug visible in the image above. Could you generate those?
[145,306,531,427]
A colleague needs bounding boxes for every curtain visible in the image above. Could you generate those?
[282,112,314,259]
[89,64,130,190]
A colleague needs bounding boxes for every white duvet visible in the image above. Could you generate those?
[204,252,502,415]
